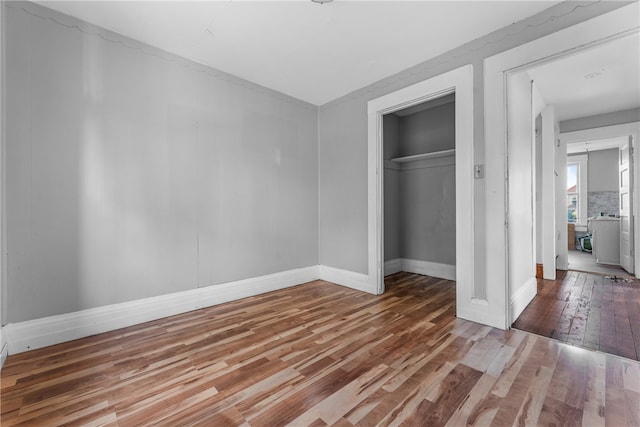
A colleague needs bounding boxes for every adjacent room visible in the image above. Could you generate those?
[1,1,639,426]
[509,31,640,362]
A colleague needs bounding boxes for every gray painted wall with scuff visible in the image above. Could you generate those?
[318,1,628,301]
[4,2,319,323]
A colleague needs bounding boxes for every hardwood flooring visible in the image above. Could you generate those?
[513,270,640,361]
[2,272,639,426]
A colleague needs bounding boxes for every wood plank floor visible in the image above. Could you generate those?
[2,272,639,426]
[513,270,640,361]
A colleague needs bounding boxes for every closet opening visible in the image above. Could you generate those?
[383,93,457,310]
[368,65,480,325]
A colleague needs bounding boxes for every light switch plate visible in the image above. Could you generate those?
[474,164,484,179]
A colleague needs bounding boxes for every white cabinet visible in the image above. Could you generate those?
[589,218,620,265]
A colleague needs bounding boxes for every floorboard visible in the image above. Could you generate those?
[513,270,640,361]
[2,272,639,426]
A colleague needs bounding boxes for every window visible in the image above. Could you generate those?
[567,163,578,223]
[567,154,588,226]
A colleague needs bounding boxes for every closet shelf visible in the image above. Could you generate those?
[390,148,455,163]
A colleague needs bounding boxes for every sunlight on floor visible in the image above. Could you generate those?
[567,249,631,276]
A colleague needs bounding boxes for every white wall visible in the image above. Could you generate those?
[555,121,568,270]
[4,2,319,323]
[507,71,537,320]
[532,82,545,265]
[541,105,557,279]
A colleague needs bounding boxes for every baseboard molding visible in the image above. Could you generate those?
[318,265,375,294]
[384,258,455,280]
[510,276,537,323]
[4,265,319,355]
[384,259,403,276]
[401,258,456,281]
[4,261,461,355]
[0,329,7,369]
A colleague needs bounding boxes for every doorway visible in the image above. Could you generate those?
[495,14,640,360]
[485,2,639,328]
[562,127,640,277]
[382,94,456,281]
[367,65,486,326]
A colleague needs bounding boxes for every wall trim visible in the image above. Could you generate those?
[402,259,456,281]
[510,277,537,324]
[318,265,374,294]
[385,258,456,281]
[2,264,386,356]
[384,259,403,276]
[4,266,320,355]
[0,329,7,369]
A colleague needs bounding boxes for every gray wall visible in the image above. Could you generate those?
[398,102,455,157]
[582,148,619,218]
[587,148,619,192]
[383,114,401,261]
[318,0,628,301]
[560,108,640,133]
[4,2,319,323]
[400,165,456,264]
[400,104,456,265]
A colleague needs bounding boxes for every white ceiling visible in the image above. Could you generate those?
[527,32,640,122]
[36,0,562,106]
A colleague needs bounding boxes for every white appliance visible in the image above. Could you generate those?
[589,217,620,265]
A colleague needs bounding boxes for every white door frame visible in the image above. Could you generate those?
[367,65,479,324]
[485,3,640,328]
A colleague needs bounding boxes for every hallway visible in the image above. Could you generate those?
[513,270,640,361]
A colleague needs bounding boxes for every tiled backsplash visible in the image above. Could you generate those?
[588,191,619,218]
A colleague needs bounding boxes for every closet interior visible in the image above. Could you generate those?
[383,93,457,280]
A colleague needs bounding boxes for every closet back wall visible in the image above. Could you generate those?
[4,2,319,323]
[384,102,456,267]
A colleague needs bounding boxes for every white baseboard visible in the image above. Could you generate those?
[510,276,537,323]
[4,265,319,355]
[400,258,456,281]
[0,329,7,369]
[384,258,403,276]
[318,265,375,294]
[5,261,459,356]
